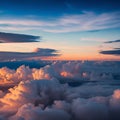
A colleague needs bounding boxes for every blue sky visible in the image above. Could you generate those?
[0,0,120,60]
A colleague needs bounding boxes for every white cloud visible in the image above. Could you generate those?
[0,61,119,85]
[0,61,120,119]
[0,11,120,33]
[71,98,109,120]
[10,103,71,120]
[0,79,66,117]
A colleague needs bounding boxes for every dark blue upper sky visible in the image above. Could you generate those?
[0,0,120,18]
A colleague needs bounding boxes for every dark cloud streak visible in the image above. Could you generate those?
[100,49,120,55]
[104,39,120,43]
[0,48,60,61]
[100,39,120,56]
[0,32,40,43]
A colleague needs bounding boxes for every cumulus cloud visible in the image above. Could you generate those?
[71,98,109,120]
[0,11,120,33]
[10,103,71,120]
[0,61,120,119]
[110,89,120,107]
[0,61,120,85]
[0,79,66,118]
[0,48,59,61]
[0,32,40,43]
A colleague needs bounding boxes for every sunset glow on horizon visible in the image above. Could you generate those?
[0,1,120,120]
[0,0,120,61]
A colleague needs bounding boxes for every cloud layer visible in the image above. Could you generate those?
[0,11,120,33]
[0,60,119,85]
[0,61,120,120]
[0,32,40,43]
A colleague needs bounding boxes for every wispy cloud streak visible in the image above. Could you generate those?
[0,11,120,33]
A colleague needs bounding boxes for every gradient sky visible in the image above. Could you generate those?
[0,0,120,61]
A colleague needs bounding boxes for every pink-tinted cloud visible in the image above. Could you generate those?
[0,61,120,119]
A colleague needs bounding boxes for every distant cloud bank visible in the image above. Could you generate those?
[0,48,59,61]
[0,61,120,120]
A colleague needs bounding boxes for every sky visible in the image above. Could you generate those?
[0,0,120,61]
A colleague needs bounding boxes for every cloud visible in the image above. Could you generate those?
[10,103,71,120]
[0,48,59,61]
[0,11,120,33]
[0,32,40,43]
[100,49,120,55]
[71,98,109,120]
[0,79,66,114]
[104,40,120,43]
[0,61,120,119]
[33,48,59,56]
[115,48,120,49]
[0,61,119,85]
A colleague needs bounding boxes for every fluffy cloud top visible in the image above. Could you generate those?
[10,104,71,120]
[0,61,120,85]
[0,61,120,120]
